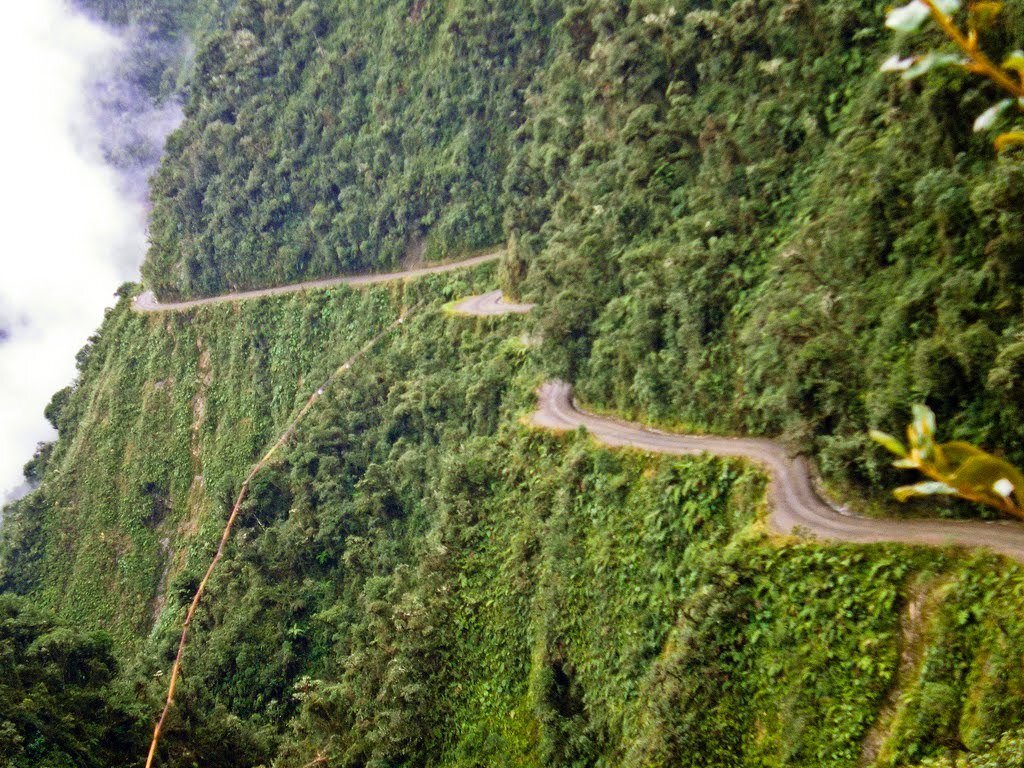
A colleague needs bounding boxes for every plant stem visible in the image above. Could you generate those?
[920,0,1024,99]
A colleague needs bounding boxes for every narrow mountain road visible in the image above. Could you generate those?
[144,278,1023,760]
[533,381,1024,560]
[448,289,535,316]
[452,291,1024,561]
[133,251,502,313]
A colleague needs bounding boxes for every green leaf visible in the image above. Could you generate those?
[880,54,915,73]
[970,1,1003,31]
[994,478,1015,498]
[974,99,1013,132]
[1002,49,1024,75]
[934,440,985,475]
[949,455,1017,494]
[870,430,909,457]
[911,404,936,439]
[902,53,965,80]
[940,441,988,466]
[886,1,931,32]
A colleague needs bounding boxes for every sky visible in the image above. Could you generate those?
[0,2,156,499]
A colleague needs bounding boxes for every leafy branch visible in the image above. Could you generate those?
[882,0,1024,150]
[871,405,1024,519]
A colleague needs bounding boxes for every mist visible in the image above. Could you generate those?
[0,2,183,500]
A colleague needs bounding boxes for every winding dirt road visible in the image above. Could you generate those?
[143,279,1023,759]
[453,291,1024,560]
[532,381,1024,561]
[133,251,502,313]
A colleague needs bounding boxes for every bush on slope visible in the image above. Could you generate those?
[0,595,142,768]
[140,0,1024,512]
[5,272,1024,766]
[7,0,1024,764]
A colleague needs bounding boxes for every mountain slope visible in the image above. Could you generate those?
[142,0,559,299]
[4,0,1024,766]
[504,0,1024,503]
[4,267,1024,767]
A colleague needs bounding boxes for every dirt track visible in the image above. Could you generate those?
[532,381,1024,561]
[143,280,1024,758]
[133,251,502,312]
[140,269,1024,561]
[145,311,411,767]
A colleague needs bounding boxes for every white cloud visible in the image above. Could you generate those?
[0,2,156,498]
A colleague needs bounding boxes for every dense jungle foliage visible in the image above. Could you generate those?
[0,595,140,768]
[4,271,1024,767]
[142,0,560,298]
[76,0,235,93]
[502,0,1024,510]
[5,0,1024,765]
[138,0,1024,515]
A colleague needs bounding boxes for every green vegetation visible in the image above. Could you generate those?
[2,272,1024,766]
[6,0,1024,764]
[497,0,1024,516]
[77,0,234,101]
[0,595,141,767]
[136,0,1024,515]
[881,0,1024,152]
[143,0,558,299]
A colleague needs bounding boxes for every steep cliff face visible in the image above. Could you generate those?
[138,0,1024,511]
[3,267,1024,768]
[72,0,234,202]
[5,1,1024,766]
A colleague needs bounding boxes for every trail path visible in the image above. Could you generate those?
[145,310,411,768]
[452,292,1024,561]
[141,273,1024,762]
[144,255,496,763]
[133,252,502,313]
